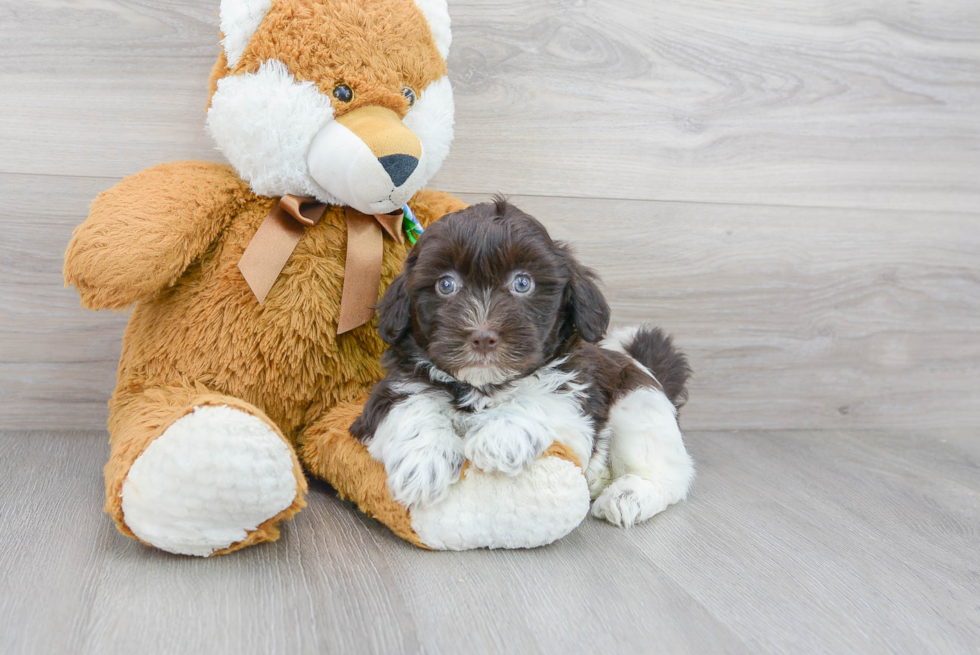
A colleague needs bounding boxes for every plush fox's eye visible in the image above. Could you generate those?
[333,84,353,103]
[511,274,534,294]
[436,275,458,296]
[402,87,417,108]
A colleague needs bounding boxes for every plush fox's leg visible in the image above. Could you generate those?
[298,397,429,548]
[299,398,591,551]
[106,385,306,556]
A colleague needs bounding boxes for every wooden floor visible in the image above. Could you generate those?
[1,428,977,654]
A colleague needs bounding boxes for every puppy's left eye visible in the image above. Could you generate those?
[511,274,534,294]
[436,275,458,296]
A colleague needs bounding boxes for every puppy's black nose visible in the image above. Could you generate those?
[469,330,499,356]
[378,154,419,187]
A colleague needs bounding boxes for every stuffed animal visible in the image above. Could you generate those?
[64,0,591,556]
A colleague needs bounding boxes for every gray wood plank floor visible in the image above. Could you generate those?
[1,429,977,655]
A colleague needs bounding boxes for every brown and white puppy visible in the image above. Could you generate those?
[352,199,695,527]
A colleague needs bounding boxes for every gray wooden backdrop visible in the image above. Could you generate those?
[2,0,978,432]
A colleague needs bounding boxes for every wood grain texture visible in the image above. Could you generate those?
[0,0,978,211]
[4,170,977,431]
[1,1,978,429]
[501,195,980,432]
[1,429,977,654]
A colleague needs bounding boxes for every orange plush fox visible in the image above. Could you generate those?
[64,0,590,556]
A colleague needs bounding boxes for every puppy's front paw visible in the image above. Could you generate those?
[464,416,552,476]
[385,434,465,509]
[591,474,669,528]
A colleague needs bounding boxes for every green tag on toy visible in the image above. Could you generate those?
[402,204,424,245]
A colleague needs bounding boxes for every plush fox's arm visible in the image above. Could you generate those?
[64,161,252,310]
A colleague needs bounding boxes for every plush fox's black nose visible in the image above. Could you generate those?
[378,154,419,187]
[469,330,499,356]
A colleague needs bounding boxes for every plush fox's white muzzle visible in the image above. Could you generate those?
[207,58,453,210]
[307,106,426,215]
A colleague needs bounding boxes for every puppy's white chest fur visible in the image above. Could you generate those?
[369,362,595,509]
[454,361,595,472]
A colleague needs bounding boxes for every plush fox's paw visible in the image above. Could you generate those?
[121,405,300,556]
[463,416,552,476]
[410,451,591,550]
[590,474,670,528]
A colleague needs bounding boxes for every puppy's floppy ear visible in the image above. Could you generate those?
[562,246,610,343]
[376,273,412,345]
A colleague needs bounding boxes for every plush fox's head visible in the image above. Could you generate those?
[206,0,454,214]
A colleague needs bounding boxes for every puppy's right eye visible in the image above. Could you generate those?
[436,275,458,296]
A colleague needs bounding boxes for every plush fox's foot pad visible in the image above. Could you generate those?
[121,405,301,556]
[411,454,590,550]
[300,399,591,550]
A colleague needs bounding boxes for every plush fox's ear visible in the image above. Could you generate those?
[413,0,452,60]
[220,0,273,68]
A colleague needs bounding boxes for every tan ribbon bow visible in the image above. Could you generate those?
[238,194,405,334]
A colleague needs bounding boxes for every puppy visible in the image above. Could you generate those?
[351,199,694,527]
